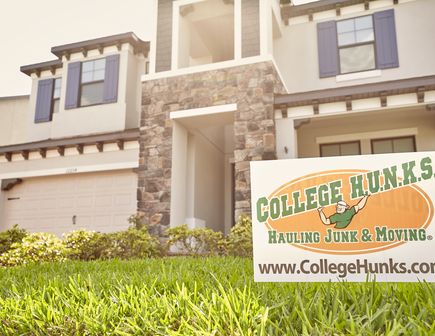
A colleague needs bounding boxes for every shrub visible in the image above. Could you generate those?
[105,227,163,259]
[63,229,110,261]
[223,213,253,258]
[63,228,162,260]
[0,224,27,256]
[127,214,143,229]
[0,232,66,266]
[164,224,223,256]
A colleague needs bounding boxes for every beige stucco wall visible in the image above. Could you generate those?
[297,106,435,158]
[273,0,435,94]
[26,44,144,143]
[0,96,29,147]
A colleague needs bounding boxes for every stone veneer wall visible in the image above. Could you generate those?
[138,61,285,237]
[156,0,174,73]
[242,0,260,58]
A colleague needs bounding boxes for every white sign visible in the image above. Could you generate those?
[251,152,435,282]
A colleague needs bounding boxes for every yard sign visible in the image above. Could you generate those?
[251,152,435,282]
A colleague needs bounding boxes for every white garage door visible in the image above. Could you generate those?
[5,170,138,236]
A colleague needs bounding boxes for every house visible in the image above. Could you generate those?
[0,33,149,236]
[1,0,434,239]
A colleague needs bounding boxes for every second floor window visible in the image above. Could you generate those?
[80,59,106,107]
[52,78,62,113]
[337,16,375,74]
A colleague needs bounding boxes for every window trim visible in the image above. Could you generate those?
[79,58,106,108]
[320,141,361,157]
[52,77,62,114]
[371,136,416,155]
[336,14,378,75]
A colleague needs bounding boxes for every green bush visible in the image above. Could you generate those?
[63,229,109,261]
[0,224,27,256]
[164,224,223,256]
[223,213,253,258]
[0,232,66,266]
[63,227,162,260]
[105,227,163,259]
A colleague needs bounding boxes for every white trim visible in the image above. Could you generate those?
[0,161,138,180]
[259,0,269,55]
[303,101,428,120]
[149,0,158,75]
[316,127,418,144]
[234,0,242,60]
[336,69,382,82]
[169,103,237,120]
[172,1,180,71]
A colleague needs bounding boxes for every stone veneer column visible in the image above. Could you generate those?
[138,61,285,237]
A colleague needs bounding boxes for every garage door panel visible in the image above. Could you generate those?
[77,196,93,208]
[74,216,92,229]
[40,218,56,229]
[114,214,131,227]
[59,197,75,209]
[96,176,113,188]
[95,215,112,227]
[44,181,58,192]
[41,198,57,210]
[96,195,112,208]
[117,175,134,186]
[22,218,38,229]
[78,178,94,190]
[6,219,21,230]
[60,180,76,191]
[8,199,22,212]
[58,217,73,228]
[27,182,42,193]
[25,199,39,211]
[115,194,133,207]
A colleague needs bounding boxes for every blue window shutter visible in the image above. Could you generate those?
[34,78,54,123]
[103,54,120,104]
[65,62,81,109]
[374,9,399,69]
[317,20,339,78]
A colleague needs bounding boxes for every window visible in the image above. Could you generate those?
[337,16,375,74]
[317,9,398,78]
[64,54,120,110]
[320,141,361,157]
[52,78,62,113]
[80,59,106,107]
[372,136,415,154]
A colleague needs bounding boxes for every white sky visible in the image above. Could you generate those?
[0,0,154,98]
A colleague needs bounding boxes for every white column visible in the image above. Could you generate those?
[149,0,158,75]
[276,118,298,159]
[234,0,242,60]
[259,0,273,56]
[0,186,7,232]
[170,120,188,228]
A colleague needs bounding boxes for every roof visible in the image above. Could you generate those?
[20,32,150,77]
[51,32,149,59]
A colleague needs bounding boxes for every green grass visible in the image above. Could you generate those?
[0,257,434,335]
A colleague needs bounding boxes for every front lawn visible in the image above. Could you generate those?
[0,257,434,335]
